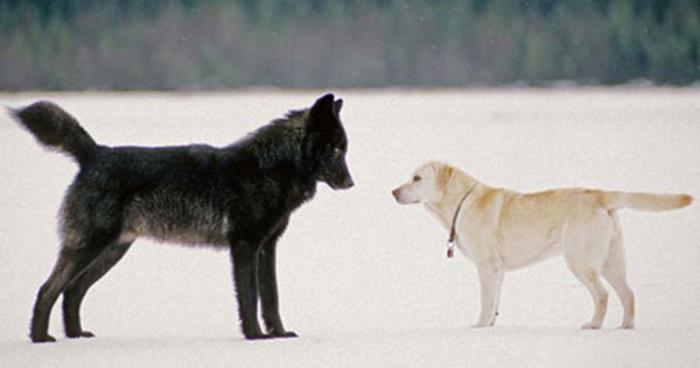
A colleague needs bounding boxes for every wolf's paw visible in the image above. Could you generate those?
[245,333,274,340]
[67,330,94,339]
[273,331,298,338]
[31,334,57,343]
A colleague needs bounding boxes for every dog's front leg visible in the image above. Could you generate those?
[230,240,269,340]
[258,219,297,338]
[473,264,503,328]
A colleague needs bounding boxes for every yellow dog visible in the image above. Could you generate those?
[393,162,692,329]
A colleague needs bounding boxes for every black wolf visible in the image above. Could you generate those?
[12,93,353,343]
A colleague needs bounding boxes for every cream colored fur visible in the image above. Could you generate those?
[392,162,693,329]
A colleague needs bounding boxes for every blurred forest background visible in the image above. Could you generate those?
[1,0,699,90]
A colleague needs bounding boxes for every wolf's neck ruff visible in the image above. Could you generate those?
[447,184,477,258]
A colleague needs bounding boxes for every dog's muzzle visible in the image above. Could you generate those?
[391,188,401,202]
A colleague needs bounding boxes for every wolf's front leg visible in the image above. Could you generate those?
[230,240,269,340]
[258,220,297,338]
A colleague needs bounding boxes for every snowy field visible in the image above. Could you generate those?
[0,89,698,367]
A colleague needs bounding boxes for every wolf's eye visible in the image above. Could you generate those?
[333,147,343,157]
[413,175,422,182]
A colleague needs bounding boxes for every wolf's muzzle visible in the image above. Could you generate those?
[329,174,354,190]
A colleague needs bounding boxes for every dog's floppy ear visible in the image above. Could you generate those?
[436,164,454,191]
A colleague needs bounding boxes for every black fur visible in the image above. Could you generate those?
[12,94,353,343]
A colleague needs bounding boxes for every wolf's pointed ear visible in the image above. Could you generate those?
[308,93,337,131]
[310,93,335,118]
[333,99,343,116]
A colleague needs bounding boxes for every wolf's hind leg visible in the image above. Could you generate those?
[63,241,133,338]
[31,247,102,343]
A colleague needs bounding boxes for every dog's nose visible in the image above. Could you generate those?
[391,188,401,200]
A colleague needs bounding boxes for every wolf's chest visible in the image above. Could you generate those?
[120,193,229,246]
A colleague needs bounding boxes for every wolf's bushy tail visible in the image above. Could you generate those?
[601,191,693,212]
[11,101,97,165]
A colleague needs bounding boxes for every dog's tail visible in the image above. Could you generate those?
[10,101,98,165]
[600,191,693,212]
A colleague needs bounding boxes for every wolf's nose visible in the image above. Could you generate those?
[344,177,355,189]
[391,188,400,200]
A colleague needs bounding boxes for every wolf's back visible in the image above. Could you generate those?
[11,101,97,165]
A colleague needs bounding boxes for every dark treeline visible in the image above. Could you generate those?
[1,0,699,90]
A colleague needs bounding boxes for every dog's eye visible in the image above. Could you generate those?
[333,147,343,157]
[413,175,422,182]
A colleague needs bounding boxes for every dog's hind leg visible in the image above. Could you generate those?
[62,241,133,338]
[570,266,608,329]
[564,218,612,329]
[566,258,608,329]
[31,247,102,343]
[601,211,635,329]
[258,218,297,338]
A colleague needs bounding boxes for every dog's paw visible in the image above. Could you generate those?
[617,323,634,330]
[31,334,57,343]
[580,322,602,330]
[470,323,492,328]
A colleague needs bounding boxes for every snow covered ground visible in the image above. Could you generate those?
[0,89,698,367]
